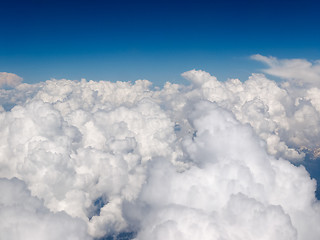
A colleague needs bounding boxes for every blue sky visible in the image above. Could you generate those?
[1,0,319,85]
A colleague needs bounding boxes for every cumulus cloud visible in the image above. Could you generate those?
[0,72,23,88]
[130,102,320,240]
[0,178,92,240]
[0,58,320,239]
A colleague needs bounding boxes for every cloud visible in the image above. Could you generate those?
[0,178,92,240]
[251,54,320,86]
[128,102,320,240]
[0,61,320,239]
[178,69,318,161]
[0,72,23,88]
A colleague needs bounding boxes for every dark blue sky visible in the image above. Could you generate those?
[1,0,319,85]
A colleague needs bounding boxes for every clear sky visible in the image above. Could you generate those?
[1,0,320,85]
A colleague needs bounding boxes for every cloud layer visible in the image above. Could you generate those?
[0,56,320,239]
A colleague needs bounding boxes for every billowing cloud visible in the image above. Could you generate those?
[0,58,320,239]
[0,72,23,88]
[0,178,92,240]
[130,102,319,240]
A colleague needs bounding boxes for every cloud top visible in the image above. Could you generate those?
[0,72,23,88]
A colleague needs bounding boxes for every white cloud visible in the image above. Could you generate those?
[130,102,319,240]
[0,61,320,239]
[0,178,92,240]
[251,54,320,87]
[0,72,23,88]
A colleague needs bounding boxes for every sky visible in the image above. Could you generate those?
[1,0,320,85]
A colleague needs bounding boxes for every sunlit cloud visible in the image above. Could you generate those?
[0,56,320,239]
[251,54,320,87]
[0,72,23,88]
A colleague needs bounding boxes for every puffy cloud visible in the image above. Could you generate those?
[130,102,319,240]
[0,80,178,238]
[0,178,91,240]
[0,72,23,88]
[0,60,320,239]
[135,196,298,240]
[127,102,320,240]
[249,55,320,155]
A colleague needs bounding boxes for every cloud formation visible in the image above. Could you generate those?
[0,72,23,88]
[251,54,320,87]
[131,102,319,240]
[0,57,320,239]
[0,178,92,240]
